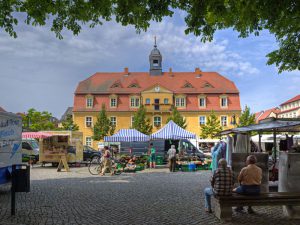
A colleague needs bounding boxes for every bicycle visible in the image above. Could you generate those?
[88,155,122,175]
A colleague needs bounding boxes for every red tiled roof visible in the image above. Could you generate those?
[255,108,279,122]
[0,106,6,112]
[75,71,239,94]
[255,111,264,122]
[280,94,300,106]
[74,70,241,112]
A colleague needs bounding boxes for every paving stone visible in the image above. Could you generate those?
[0,166,299,225]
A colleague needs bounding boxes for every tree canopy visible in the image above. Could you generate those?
[200,111,222,139]
[93,104,114,141]
[237,105,256,127]
[131,105,152,135]
[1,0,299,72]
[166,107,187,129]
[22,108,56,131]
[61,114,79,131]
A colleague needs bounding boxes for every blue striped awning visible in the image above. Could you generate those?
[104,129,150,142]
[150,120,196,140]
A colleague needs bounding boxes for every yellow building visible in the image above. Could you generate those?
[73,43,241,149]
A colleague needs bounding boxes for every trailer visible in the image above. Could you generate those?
[38,131,83,166]
[0,112,22,185]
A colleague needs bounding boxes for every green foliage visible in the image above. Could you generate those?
[61,114,79,131]
[131,105,152,135]
[238,105,256,127]
[200,111,222,139]
[93,104,114,141]
[0,1,299,72]
[166,107,187,129]
[22,108,56,131]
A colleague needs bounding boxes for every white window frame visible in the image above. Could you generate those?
[199,116,206,125]
[145,98,150,104]
[110,98,117,108]
[85,116,93,128]
[164,98,169,104]
[110,116,117,126]
[220,96,228,108]
[221,116,227,127]
[175,96,186,108]
[85,137,92,147]
[130,96,140,108]
[153,116,162,127]
[199,97,206,108]
[86,97,93,108]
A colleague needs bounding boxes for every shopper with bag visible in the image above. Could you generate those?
[167,145,177,172]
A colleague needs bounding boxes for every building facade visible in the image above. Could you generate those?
[255,107,280,123]
[73,43,241,148]
[278,95,300,119]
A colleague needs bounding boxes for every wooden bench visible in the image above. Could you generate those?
[214,192,300,221]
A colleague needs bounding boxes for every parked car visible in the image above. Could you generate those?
[67,145,101,162]
[83,145,101,162]
[22,139,39,163]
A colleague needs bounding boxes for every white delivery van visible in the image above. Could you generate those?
[0,112,22,185]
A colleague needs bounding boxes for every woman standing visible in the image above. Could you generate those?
[149,143,156,168]
[100,146,114,176]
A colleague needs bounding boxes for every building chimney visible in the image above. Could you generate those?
[169,68,174,77]
[124,67,129,74]
[195,67,201,74]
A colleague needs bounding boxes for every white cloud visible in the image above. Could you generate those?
[1,13,297,117]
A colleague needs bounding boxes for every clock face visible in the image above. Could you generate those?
[155,86,160,92]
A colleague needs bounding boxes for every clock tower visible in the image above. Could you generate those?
[149,36,162,76]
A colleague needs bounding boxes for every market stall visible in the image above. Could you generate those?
[104,129,150,172]
[150,120,210,171]
[150,120,196,140]
[104,129,150,142]
[22,131,83,166]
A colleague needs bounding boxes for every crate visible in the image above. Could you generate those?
[135,166,144,171]
[156,156,163,165]
[181,165,189,172]
[123,169,136,173]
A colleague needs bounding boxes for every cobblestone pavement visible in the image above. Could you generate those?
[0,166,299,225]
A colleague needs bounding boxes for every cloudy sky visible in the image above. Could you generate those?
[0,12,299,118]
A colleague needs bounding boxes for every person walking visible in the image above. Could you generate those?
[149,143,156,169]
[100,146,114,176]
[234,155,262,214]
[167,145,177,172]
[203,158,234,213]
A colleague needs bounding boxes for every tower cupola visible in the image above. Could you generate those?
[149,36,162,76]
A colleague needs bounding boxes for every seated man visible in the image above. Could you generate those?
[204,158,234,213]
[125,156,137,170]
[234,155,262,214]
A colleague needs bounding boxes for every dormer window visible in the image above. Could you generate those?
[111,83,120,88]
[220,96,228,108]
[86,96,93,108]
[130,96,140,108]
[128,83,140,88]
[198,95,206,108]
[175,96,186,108]
[203,82,213,88]
[183,82,194,88]
[111,80,122,88]
[110,95,118,108]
